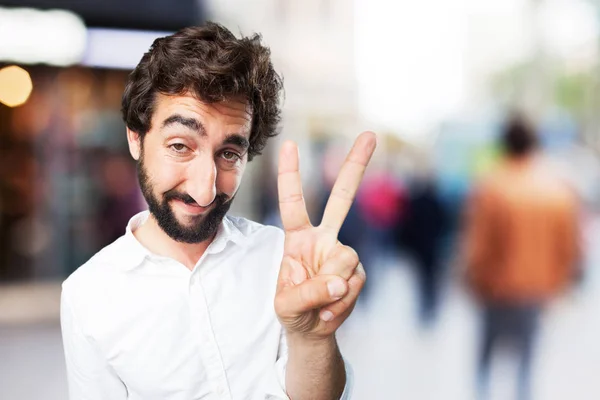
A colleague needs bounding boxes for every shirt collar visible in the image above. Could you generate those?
[120,210,246,272]
[207,214,245,254]
[120,211,151,270]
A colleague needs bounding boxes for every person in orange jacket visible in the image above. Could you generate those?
[463,114,580,400]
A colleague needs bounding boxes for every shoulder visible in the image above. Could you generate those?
[224,215,285,266]
[226,215,284,244]
[62,235,129,300]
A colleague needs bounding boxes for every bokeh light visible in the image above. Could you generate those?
[0,65,33,107]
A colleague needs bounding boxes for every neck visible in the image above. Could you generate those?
[133,214,215,271]
[507,152,535,165]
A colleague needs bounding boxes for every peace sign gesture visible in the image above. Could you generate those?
[274,131,377,338]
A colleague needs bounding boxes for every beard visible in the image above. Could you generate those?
[137,156,233,244]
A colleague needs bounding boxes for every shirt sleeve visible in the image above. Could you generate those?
[60,286,128,400]
[264,329,354,399]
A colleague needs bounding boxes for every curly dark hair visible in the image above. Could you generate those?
[121,22,283,160]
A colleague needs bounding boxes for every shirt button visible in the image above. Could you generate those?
[216,385,225,395]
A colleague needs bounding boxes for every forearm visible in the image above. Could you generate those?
[285,333,346,400]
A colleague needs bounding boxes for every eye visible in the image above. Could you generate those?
[169,143,190,154]
[221,151,241,162]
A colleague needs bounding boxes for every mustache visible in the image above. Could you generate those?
[163,190,229,207]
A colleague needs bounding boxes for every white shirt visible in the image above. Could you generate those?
[61,211,353,400]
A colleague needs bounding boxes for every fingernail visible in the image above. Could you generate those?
[321,310,334,322]
[327,279,346,299]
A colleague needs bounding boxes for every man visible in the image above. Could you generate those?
[464,114,580,400]
[60,23,376,400]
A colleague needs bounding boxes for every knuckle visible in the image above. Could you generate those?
[355,273,366,289]
[348,268,366,291]
[356,265,367,284]
[298,282,324,308]
[330,186,354,201]
[280,193,304,203]
[341,245,360,266]
[324,299,342,313]
[329,296,353,316]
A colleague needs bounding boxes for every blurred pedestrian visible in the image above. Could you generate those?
[356,168,406,303]
[400,176,447,327]
[463,114,580,400]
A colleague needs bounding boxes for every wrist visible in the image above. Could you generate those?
[285,331,346,400]
[287,331,338,351]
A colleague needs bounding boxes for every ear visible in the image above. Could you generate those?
[126,127,142,161]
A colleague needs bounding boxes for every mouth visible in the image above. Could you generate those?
[171,198,211,216]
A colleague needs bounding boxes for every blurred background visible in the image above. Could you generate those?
[2,0,600,399]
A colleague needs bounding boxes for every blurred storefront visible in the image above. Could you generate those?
[0,1,206,281]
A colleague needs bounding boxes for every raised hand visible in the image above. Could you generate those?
[274,131,377,338]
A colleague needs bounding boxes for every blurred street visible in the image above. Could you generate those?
[2,214,600,400]
[2,1,600,399]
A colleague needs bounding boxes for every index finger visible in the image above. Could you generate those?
[321,131,377,233]
[278,140,312,232]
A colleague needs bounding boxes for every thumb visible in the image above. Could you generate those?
[275,274,348,318]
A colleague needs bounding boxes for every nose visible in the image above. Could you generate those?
[186,154,217,207]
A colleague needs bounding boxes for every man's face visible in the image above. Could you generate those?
[128,93,252,243]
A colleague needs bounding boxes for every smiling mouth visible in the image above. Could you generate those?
[172,199,211,214]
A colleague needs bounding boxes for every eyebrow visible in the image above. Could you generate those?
[224,134,250,151]
[162,114,250,150]
[161,114,205,135]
